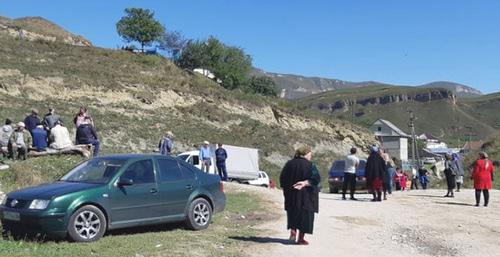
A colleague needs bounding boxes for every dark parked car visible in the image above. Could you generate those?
[328,159,367,193]
[0,154,226,242]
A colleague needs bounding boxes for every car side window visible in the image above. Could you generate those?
[179,162,196,180]
[122,159,155,184]
[158,159,183,182]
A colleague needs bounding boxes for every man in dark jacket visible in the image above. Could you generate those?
[365,146,386,202]
[43,107,61,130]
[76,117,100,156]
[215,143,228,181]
[23,108,41,135]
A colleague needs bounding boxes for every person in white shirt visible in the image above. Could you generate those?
[342,147,360,200]
[49,121,73,149]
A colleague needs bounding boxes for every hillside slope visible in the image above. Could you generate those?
[298,85,497,144]
[0,26,377,184]
[0,16,91,46]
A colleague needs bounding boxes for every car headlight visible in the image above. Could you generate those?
[1,196,7,206]
[29,199,50,210]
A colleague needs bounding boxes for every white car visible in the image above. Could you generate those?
[247,171,270,187]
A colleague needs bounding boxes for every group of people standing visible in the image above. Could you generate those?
[157,134,229,181]
[277,144,496,246]
[0,106,100,160]
[342,146,401,202]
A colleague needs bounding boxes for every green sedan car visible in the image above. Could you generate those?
[0,154,226,242]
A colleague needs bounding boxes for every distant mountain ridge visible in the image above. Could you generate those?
[255,69,484,99]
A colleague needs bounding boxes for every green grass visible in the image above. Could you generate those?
[0,191,262,257]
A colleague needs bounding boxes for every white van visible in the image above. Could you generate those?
[177,145,260,181]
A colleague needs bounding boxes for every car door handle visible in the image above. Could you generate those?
[186,184,193,190]
[150,188,158,194]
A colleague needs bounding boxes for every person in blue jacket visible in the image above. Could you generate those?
[31,123,47,152]
[215,143,228,181]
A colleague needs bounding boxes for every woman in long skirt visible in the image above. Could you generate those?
[471,152,495,207]
[279,145,321,245]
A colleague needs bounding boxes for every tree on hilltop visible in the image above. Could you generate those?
[116,8,165,52]
[178,37,252,90]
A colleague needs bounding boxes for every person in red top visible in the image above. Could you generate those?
[471,152,495,207]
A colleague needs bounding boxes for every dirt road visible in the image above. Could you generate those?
[247,188,500,257]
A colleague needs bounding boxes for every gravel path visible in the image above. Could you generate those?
[247,188,500,257]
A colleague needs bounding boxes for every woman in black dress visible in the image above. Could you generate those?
[279,145,321,245]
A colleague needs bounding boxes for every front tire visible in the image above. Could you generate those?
[67,205,107,242]
[185,198,212,230]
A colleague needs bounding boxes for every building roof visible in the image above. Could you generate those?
[373,119,410,137]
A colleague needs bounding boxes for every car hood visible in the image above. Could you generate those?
[7,181,102,200]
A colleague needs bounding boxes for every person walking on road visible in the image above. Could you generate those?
[444,154,456,198]
[199,141,212,173]
[365,146,386,201]
[215,143,228,181]
[279,145,321,245]
[342,147,359,200]
[471,152,495,207]
[452,153,465,192]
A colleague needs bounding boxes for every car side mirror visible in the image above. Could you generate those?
[117,177,134,187]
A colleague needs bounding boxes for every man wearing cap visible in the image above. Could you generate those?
[0,119,13,157]
[199,141,212,173]
[159,131,174,155]
[50,120,73,149]
[23,108,41,135]
[8,122,32,160]
[31,123,48,152]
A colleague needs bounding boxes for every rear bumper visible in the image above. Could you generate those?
[328,178,368,190]
[213,193,226,214]
[0,206,67,238]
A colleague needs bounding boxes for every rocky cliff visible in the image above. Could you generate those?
[308,88,457,113]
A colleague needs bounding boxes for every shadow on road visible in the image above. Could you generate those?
[407,194,445,198]
[434,201,476,207]
[229,236,295,245]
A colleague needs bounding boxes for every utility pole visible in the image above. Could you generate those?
[408,111,420,168]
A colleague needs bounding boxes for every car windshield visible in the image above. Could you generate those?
[60,158,125,184]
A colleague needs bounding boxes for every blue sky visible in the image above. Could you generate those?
[1,0,499,93]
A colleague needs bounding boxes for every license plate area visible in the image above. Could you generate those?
[3,211,20,221]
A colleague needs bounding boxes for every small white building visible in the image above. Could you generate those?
[370,119,410,162]
[193,68,222,83]
[418,133,448,150]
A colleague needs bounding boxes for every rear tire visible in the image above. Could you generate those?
[185,198,212,230]
[67,205,107,242]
